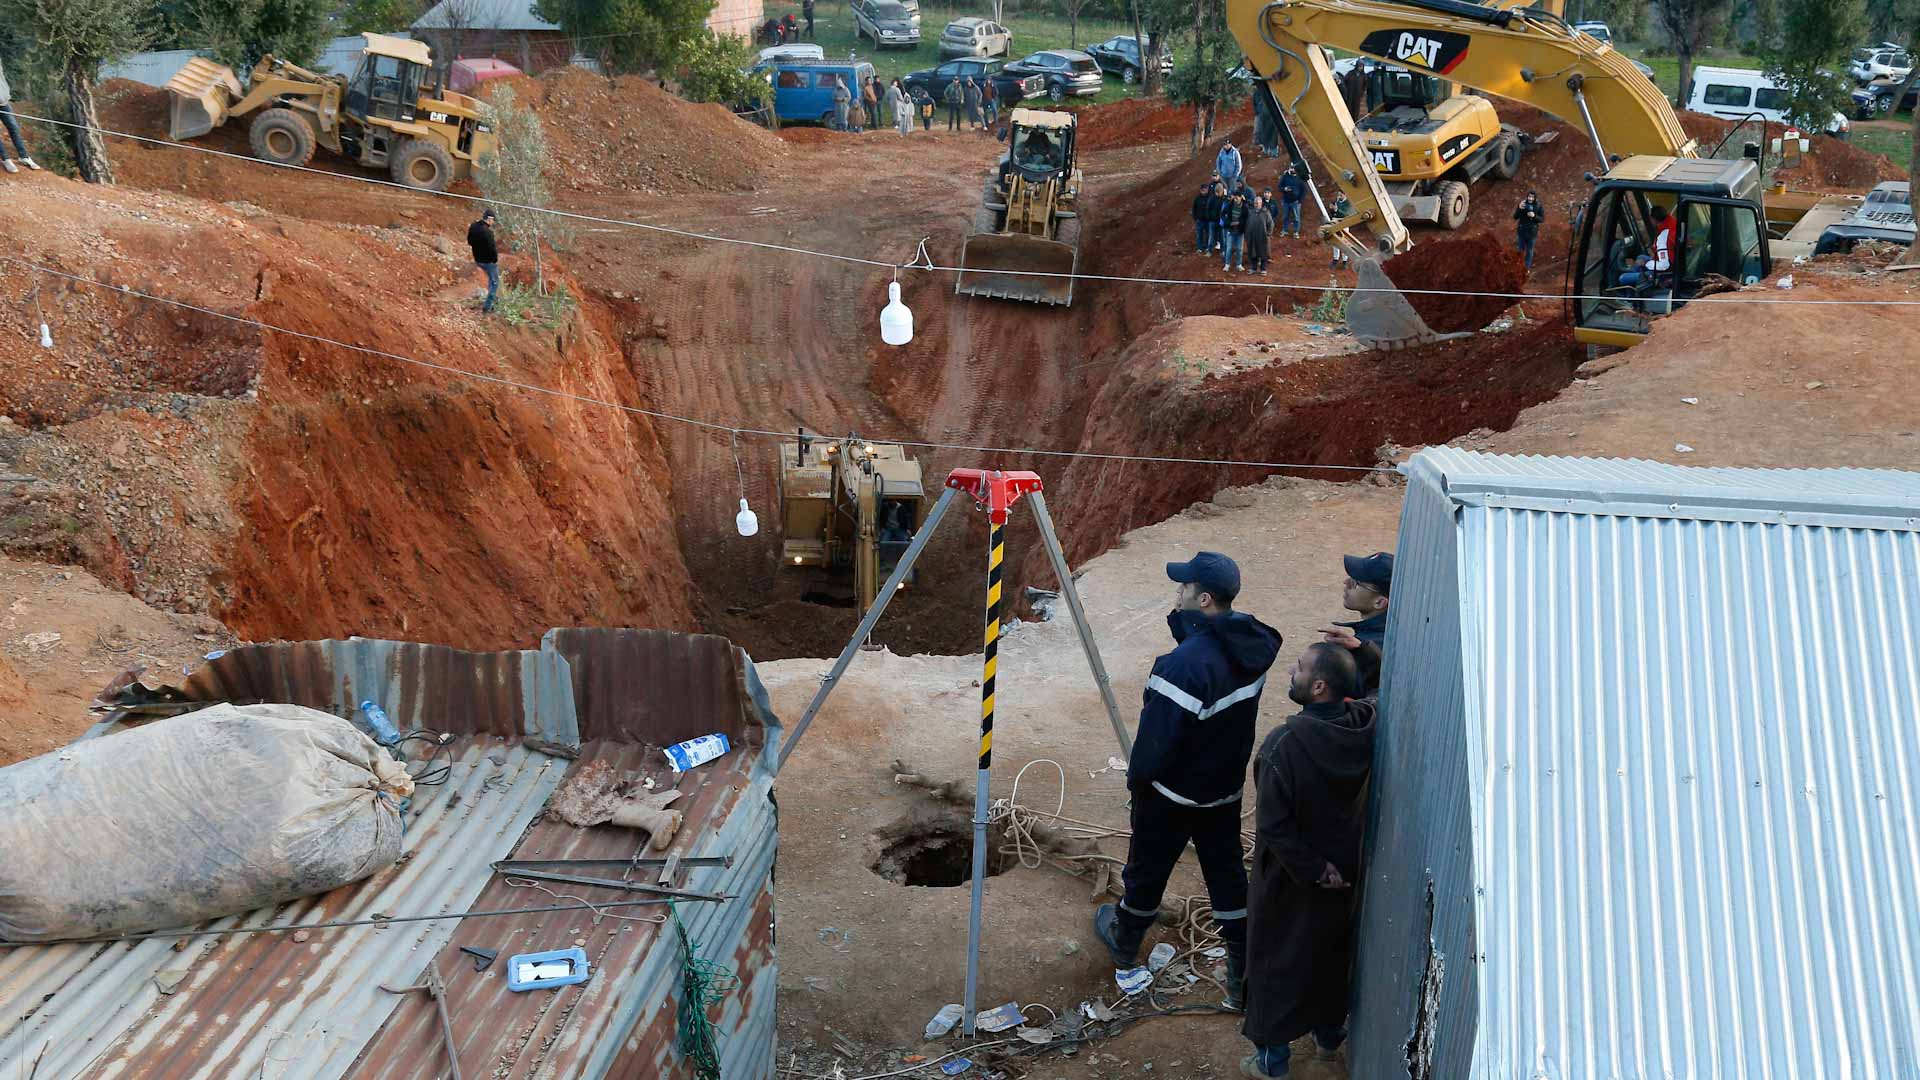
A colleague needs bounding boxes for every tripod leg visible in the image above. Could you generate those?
[962,515,1004,1036]
[1027,493,1132,758]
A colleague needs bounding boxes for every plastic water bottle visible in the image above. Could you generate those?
[924,1002,964,1040]
[1148,942,1176,971]
[664,733,730,772]
[357,700,402,747]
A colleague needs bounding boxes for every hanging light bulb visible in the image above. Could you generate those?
[39,323,53,349]
[735,497,759,537]
[880,280,913,346]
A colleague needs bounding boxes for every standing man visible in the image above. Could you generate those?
[943,76,964,131]
[913,84,935,131]
[1513,190,1544,269]
[1219,189,1249,272]
[1192,181,1217,255]
[1328,193,1354,268]
[982,76,999,129]
[1094,552,1281,1010]
[889,78,911,134]
[1323,551,1391,697]
[803,0,816,37]
[1216,140,1243,192]
[1240,643,1375,1079]
[467,209,500,314]
[1243,192,1272,276]
[862,76,880,129]
[0,59,39,174]
[1276,165,1306,239]
[962,77,983,130]
[832,76,851,131]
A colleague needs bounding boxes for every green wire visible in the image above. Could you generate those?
[672,901,740,1080]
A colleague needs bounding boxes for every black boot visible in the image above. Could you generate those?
[1223,938,1247,1010]
[1093,903,1150,968]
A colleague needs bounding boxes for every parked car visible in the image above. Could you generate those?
[1850,43,1913,85]
[1085,35,1173,85]
[1685,65,1851,137]
[1628,57,1655,81]
[1003,49,1104,101]
[853,0,919,48]
[939,16,1012,59]
[902,57,1043,106]
[1814,180,1913,254]
[1571,20,1612,44]
[768,60,878,125]
[1853,76,1918,117]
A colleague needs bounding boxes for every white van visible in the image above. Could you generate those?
[1685,65,1850,137]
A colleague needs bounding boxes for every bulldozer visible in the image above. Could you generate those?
[165,32,497,192]
[778,431,926,618]
[1354,65,1534,229]
[956,108,1082,306]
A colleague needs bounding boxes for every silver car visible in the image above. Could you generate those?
[939,17,1012,59]
[853,0,919,49]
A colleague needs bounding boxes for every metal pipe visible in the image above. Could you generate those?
[775,486,959,773]
[1568,77,1611,172]
[963,516,1006,1037]
[487,866,729,902]
[1027,493,1131,758]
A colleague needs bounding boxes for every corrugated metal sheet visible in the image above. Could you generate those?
[1351,450,1920,1079]
[3,629,779,1080]
[0,739,565,1080]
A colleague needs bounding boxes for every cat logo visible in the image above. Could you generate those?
[429,111,450,123]
[1358,28,1472,75]
[1394,32,1442,69]
[1437,133,1475,163]
[1369,148,1401,174]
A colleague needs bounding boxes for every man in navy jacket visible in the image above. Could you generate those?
[1095,551,1282,1009]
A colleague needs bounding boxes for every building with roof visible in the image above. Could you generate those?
[409,0,765,72]
[0,627,780,1079]
[1352,448,1920,1078]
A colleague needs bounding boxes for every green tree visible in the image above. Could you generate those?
[188,0,332,70]
[0,0,150,183]
[672,30,765,108]
[1754,0,1867,129]
[534,0,713,74]
[1652,0,1735,108]
[1164,0,1244,154]
[334,0,427,34]
[475,84,567,296]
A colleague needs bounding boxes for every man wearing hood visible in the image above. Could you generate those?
[1094,552,1282,1010]
[1239,643,1376,1078]
[1323,551,1391,697]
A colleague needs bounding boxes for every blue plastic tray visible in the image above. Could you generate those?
[505,946,591,992]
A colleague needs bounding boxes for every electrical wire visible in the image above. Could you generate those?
[1,254,1392,474]
[16,110,1920,309]
[396,729,455,786]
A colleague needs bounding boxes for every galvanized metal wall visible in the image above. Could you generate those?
[1357,449,1920,1079]
[1348,459,1480,1080]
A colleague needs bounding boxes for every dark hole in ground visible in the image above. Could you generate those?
[868,812,1012,888]
[799,591,855,608]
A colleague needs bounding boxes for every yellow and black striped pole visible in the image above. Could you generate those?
[962,516,1003,1035]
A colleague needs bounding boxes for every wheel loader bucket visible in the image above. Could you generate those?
[955,233,1079,306]
[165,58,245,141]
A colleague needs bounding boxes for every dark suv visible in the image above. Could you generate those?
[1085,36,1173,85]
[902,58,1043,106]
[1002,50,1104,101]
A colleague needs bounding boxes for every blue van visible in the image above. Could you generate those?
[768,61,878,126]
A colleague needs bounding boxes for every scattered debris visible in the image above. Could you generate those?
[1675,443,1696,454]
[975,1002,1025,1033]
[925,1003,964,1040]
[1681,397,1699,405]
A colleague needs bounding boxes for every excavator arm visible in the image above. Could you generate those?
[1228,0,1696,252]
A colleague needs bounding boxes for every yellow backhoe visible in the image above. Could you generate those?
[165,32,497,192]
[956,108,1083,306]
[1224,0,1862,348]
[1353,64,1536,228]
[778,431,926,619]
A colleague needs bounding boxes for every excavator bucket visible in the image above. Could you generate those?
[165,58,245,141]
[1344,255,1465,350]
[955,231,1080,306]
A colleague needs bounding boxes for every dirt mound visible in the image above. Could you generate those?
[777,126,850,144]
[1076,97,1252,153]
[1386,231,1528,333]
[1679,112,1904,190]
[520,68,786,195]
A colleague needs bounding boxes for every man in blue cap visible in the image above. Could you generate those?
[1323,551,1391,696]
[1095,551,1282,1010]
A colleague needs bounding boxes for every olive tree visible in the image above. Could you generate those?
[0,0,149,183]
[474,85,566,297]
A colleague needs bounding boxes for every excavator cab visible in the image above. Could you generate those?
[778,432,925,616]
[1365,67,1450,114]
[1571,157,1770,346]
[344,48,427,124]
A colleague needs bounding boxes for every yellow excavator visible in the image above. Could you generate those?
[956,109,1082,306]
[165,32,496,191]
[1354,65,1532,228]
[778,431,926,617]
[1225,0,1863,348]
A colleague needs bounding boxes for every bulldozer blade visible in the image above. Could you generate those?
[165,57,244,141]
[956,234,1078,306]
[1345,256,1469,350]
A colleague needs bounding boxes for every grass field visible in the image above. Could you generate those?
[1632,49,1764,103]
[768,0,1153,105]
[1853,121,1915,168]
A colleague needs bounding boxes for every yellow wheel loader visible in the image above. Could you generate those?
[956,108,1082,307]
[1355,66,1530,229]
[778,431,927,619]
[165,32,497,192]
